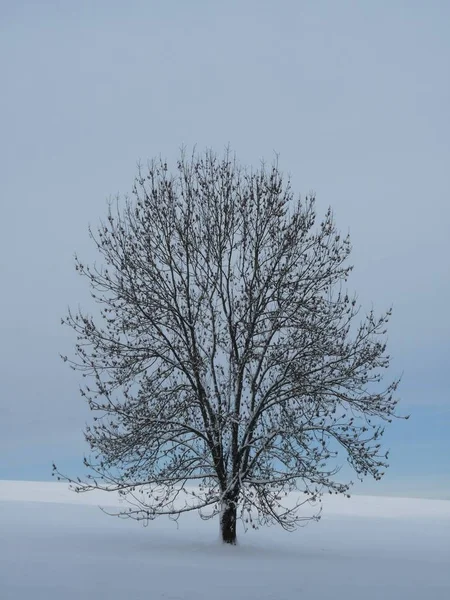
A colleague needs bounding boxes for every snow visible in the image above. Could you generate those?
[1,481,450,599]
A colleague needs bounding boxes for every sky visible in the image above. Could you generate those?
[1,0,449,498]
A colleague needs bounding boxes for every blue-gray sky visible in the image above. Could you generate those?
[1,0,449,498]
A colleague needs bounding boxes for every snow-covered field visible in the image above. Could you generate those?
[1,481,450,599]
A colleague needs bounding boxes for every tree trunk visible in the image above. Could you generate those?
[221,500,237,545]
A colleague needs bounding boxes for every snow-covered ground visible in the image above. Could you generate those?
[1,481,449,599]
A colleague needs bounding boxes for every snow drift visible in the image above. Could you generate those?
[1,480,449,599]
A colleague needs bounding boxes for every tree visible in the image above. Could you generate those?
[55,149,400,545]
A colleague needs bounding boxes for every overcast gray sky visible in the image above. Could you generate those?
[1,0,449,496]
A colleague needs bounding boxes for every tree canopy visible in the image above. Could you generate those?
[56,149,401,544]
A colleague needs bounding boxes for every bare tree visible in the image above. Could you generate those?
[55,149,401,544]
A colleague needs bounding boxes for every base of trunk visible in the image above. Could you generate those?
[221,501,237,545]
